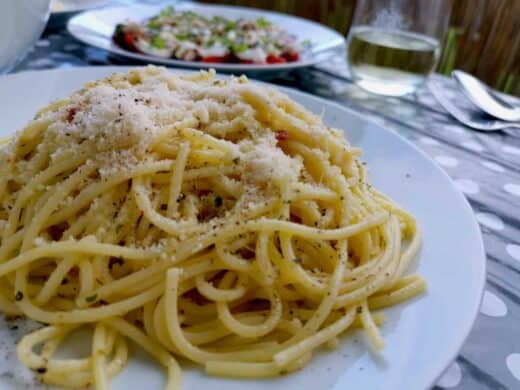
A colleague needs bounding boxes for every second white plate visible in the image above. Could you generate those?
[49,0,109,28]
[67,3,346,72]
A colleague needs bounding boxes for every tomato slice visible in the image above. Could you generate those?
[201,56,229,63]
[120,32,140,53]
[282,52,300,62]
[266,55,287,64]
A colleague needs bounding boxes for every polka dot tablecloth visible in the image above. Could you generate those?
[10,5,520,389]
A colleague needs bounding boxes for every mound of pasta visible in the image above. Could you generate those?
[0,67,425,389]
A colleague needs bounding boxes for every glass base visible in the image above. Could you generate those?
[354,78,420,96]
[350,66,427,96]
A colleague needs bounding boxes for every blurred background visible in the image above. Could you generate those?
[202,0,520,97]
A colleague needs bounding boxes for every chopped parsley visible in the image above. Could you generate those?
[232,42,249,53]
[159,5,175,17]
[175,33,190,41]
[147,19,161,30]
[150,35,166,49]
[256,17,272,27]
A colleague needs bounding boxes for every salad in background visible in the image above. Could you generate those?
[112,6,308,64]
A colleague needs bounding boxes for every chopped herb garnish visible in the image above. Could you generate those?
[256,17,272,27]
[175,33,190,41]
[159,5,175,17]
[14,291,23,301]
[301,39,312,48]
[232,42,249,53]
[214,196,223,207]
[225,20,237,30]
[147,18,161,30]
[114,24,125,36]
[205,38,216,48]
[151,35,166,49]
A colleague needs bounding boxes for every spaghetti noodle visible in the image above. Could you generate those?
[0,66,425,389]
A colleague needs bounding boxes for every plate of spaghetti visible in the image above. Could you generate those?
[67,3,345,72]
[0,66,485,390]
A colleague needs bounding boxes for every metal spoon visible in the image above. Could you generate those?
[452,70,520,122]
[427,81,520,132]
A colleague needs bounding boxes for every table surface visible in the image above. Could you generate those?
[10,3,520,389]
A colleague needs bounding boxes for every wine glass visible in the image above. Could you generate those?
[347,0,452,96]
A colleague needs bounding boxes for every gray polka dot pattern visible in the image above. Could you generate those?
[10,12,520,390]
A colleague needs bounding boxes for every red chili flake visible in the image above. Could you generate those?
[275,130,289,141]
[66,107,78,123]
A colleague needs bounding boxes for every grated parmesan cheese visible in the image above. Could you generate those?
[240,136,302,186]
[9,66,348,196]
[33,237,46,247]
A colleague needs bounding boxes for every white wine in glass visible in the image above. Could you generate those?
[348,27,440,96]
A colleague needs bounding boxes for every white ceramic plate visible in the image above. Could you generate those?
[0,67,485,390]
[49,0,108,28]
[66,3,345,72]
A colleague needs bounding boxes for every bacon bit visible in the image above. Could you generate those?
[66,107,78,123]
[197,189,211,197]
[68,268,78,277]
[275,130,289,141]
